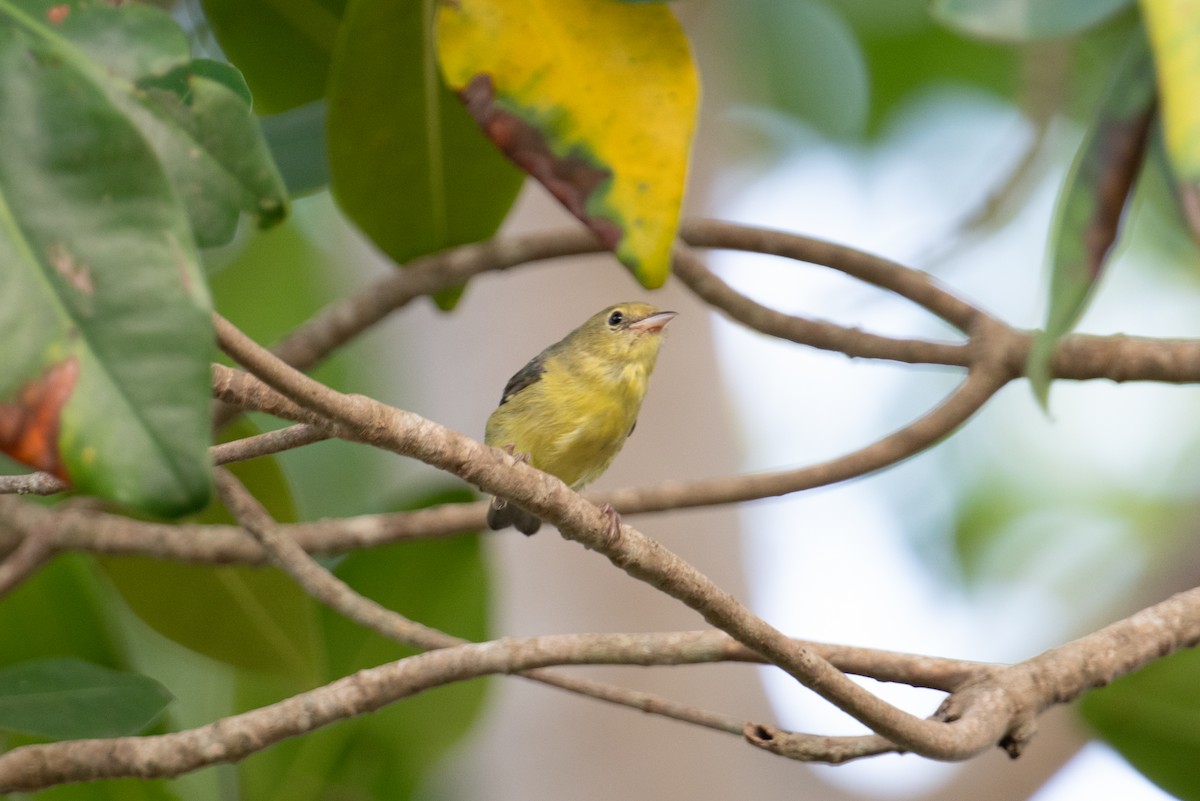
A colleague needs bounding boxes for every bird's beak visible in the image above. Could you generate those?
[629,311,678,334]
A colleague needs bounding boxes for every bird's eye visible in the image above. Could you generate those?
[607,310,624,328]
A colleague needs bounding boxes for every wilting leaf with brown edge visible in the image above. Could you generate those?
[1026,32,1154,406]
[436,0,699,288]
[1140,0,1200,241]
[0,359,78,481]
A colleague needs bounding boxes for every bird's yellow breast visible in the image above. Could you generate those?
[485,350,651,490]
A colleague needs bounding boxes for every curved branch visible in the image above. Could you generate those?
[744,723,900,763]
[672,244,972,367]
[680,219,991,333]
[260,222,1200,385]
[595,365,1010,513]
[0,633,786,792]
[252,223,995,387]
[209,314,1013,759]
[1,583,1192,788]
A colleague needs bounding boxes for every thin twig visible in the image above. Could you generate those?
[212,424,331,465]
[744,723,901,763]
[0,424,328,497]
[593,366,1010,513]
[0,472,68,496]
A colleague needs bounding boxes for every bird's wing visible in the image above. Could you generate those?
[498,354,547,405]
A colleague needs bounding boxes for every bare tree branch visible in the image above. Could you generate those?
[207,313,1015,759]
[680,220,991,332]
[218,222,1200,388]
[744,723,901,763]
[2,572,1194,788]
[672,243,973,367]
[0,472,68,497]
[211,424,331,464]
[0,632,798,792]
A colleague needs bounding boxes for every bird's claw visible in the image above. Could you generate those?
[502,444,531,466]
[598,503,622,547]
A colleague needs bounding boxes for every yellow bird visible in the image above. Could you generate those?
[485,302,677,535]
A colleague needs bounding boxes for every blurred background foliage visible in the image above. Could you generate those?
[3,0,1200,799]
[708,3,1200,800]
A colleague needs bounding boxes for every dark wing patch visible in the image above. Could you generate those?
[498,354,546,405]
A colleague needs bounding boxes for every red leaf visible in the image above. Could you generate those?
[0,359,79,481]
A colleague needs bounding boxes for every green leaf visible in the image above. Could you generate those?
[0,3,212,516]
[326,519,489,782]
[1082,645,1200,801]
[859,14,1020,137]
[1027,32,1155,405]
[0,555,122,669]
[98,419,319,676]
[931,0,1134,42]
[100,558,320,677]
[10,1,289,245]
[0,555,176,797]
[437,0,696,288]
[261,101,330,196]
[0,658,172,740]
[199,0,346,114]
[328,0,523,310]
[729,0,869,140]
[132,57,289,245]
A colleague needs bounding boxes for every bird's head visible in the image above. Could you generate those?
[572,302,677,366]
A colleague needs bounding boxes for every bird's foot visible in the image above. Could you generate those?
[501,444,531,465]
[598,503,623,547]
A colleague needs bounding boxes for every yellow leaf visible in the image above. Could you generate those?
[436,0,699,288]
[1140,0,1200,233]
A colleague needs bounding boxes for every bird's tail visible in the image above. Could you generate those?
[487,496,542,536]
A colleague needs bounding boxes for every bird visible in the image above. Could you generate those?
[484,302,677,536]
